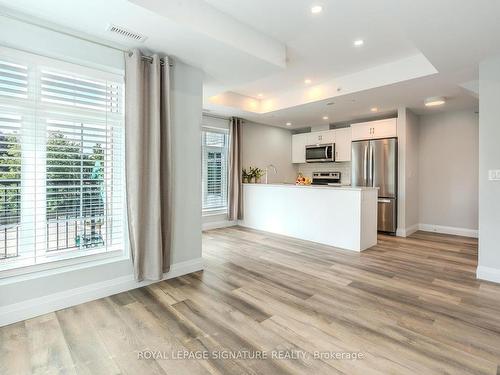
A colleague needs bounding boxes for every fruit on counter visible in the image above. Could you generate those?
[295,173,312,185]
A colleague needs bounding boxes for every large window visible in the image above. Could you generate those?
[202,128,229,212]
[0,47,124,272]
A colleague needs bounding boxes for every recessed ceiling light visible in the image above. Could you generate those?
[311,5,323,14]
[322,116,329,120]
[425,96,446,107]
[257,93,263,98]
[304,79,312,84]
[354,39,364,47]
[286,122,292,126]
[371,107,378,112]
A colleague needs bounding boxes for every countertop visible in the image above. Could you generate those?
[242,183,378,192]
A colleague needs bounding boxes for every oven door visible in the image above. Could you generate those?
[306,144,334,163]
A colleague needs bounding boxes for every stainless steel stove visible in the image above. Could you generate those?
[311,172,341,185]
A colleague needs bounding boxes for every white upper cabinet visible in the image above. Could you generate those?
[334,127,352,162]
[292,133,308,163]
[293,128,351,163]
[306,130,335,145]
[351,118,397,141]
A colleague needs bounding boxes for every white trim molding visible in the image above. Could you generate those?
[418,224,478,238]
[396,224,419,238]
[397,224,478,238]
[0,257,204,327]
[477,266,500,284]
[202,220,237,231]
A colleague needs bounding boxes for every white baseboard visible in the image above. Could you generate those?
[477,266,500,284]
[418,223,478,238]
[0,257,204,327]
[202,220,237,231]
[396,224,419,238]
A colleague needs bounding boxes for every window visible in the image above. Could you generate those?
[0,46,124,272]
[202,129,228,212]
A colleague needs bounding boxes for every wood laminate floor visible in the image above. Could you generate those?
[1,227,500,374]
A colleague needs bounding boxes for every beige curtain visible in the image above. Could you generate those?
[125,50,172,281]
[228,117,243,220]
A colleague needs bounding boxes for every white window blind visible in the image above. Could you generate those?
[202,128,228,212]
[0,47,124,271]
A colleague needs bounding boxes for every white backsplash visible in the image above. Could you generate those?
[297,162,352,185]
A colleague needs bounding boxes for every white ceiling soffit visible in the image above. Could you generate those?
[209,68,479,129]
[128,0,286,69]
[0,0,287,88]
[207,53,437,114]
[0,0,493,124]
[459,81,479,99]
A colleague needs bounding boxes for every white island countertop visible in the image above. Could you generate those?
[239,183,378,252]
[244,183,378,192]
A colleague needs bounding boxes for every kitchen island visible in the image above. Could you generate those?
[239,183,378,251]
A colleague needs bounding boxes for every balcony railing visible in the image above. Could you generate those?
[0,215,108,261]
[0,182,20,260]
[46,214,105,252]
[0,224,19,259]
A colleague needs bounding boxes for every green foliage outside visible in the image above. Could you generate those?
[0,134,21,226]
[0,129,105,227]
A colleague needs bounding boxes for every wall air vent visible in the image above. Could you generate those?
[106,24,147,42]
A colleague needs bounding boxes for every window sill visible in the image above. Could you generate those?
[0,248,128,284]
[202,208,228,217]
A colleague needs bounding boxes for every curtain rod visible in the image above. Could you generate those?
[140,55,172,67]
[1,10,173,67]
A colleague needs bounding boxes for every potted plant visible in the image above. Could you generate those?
[241,168,249,183]
[250,166,264,183]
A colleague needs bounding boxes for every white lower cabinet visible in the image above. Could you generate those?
[292,133,307,163]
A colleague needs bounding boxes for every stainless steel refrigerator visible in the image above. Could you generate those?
[352,138,397,234]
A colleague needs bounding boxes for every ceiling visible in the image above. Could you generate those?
[1,0,497,128]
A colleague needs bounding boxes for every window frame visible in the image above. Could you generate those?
[0,46,127,277]
[201,126,229,214]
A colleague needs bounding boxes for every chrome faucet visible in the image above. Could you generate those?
[265,164,277,184]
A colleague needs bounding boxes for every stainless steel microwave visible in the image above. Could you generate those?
[305,144,335,163]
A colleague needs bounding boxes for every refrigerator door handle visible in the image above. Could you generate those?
[363,144,368,183]
[368,142,374,187]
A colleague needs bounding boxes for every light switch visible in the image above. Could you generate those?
[488,170,500,181]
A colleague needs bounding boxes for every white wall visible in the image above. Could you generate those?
[397,107,419,236]
[477,54,500,283]
[170,62,203,264]
[241,121,297,183]
[405,110,420,231]
[0,18,203,325]
[396,108,406,236]
[418,109,479,233]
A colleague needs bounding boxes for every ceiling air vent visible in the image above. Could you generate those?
[106,24,147,42]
